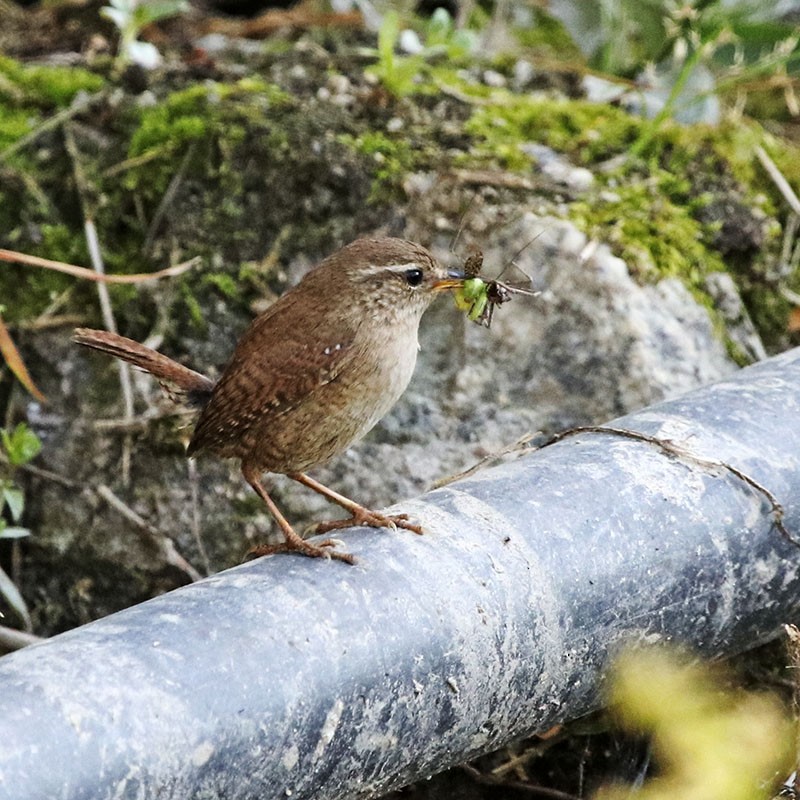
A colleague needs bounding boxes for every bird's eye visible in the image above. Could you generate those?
[404,268,424,287]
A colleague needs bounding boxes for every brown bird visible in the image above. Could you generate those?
[74,237,466,564]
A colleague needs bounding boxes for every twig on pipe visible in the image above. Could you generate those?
[546,425,797,548]
[430,432,537,489]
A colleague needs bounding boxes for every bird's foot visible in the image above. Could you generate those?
[245,538,356,565]
[311,509,423,537]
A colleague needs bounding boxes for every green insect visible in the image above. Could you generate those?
[453,248,537,328]
[454,276,492,322]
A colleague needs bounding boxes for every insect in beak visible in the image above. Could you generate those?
[451,246,541,328]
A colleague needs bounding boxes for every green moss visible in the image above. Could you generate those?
[130,110,208,157]
[129,79,291,157]
[180,281,205,331]
[37,223,89,265]
[459,85,800,352]
[204,272,239,298]
[513,9,583,61]
[742,286,793,353]
[1,39,793,360]
[571,179,727,287]
[569,178,773,363]
[0,55,105,159]
[2,265,72,323]
[0,224,89,322]
[123,78,294,201]
[465,96,642,169]
[0,58,107,320]
[646,121,767,201]
[0,55,104,108]
[0,108,36,151]
[338,131,416,202]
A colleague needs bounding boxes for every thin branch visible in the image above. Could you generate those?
[756,145,800,216]
[18,460,81,490]
[450,168,542,191]
[143,141,196,257]
[462,764,581,799]
[430,432,537,490]
[779,212,798,269]
[64,124,135,485]
[0,248,201,284]
[96,485,202,583]
[0,89,105,164]
[91,407,196,433]
[0,624,43,653]
[19,314,85,332]
[102,148,162,178]
[433,80,492,106]
[781,286,800,306]
[15,457,202,583]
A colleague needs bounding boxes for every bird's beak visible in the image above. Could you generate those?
[432,269,467,292]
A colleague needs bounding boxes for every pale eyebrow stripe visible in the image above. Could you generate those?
[358,262,420,277]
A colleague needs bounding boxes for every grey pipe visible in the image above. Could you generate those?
[2,348,800,800]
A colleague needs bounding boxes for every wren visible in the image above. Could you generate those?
[73,237,466,564]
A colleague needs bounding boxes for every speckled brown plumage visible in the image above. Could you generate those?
[74,237,465,564]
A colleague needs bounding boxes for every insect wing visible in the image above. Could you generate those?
[463,249,484,278]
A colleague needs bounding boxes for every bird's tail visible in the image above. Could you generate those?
[73,328,215,408]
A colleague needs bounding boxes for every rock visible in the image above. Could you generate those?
[705,272,768,362]
[520,143,595,192]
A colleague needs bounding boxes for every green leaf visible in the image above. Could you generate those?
[1,423,42,466]
[0,563,31,630]
[378,10,400,76]
[2,487,23,522]
[136,0,189,26]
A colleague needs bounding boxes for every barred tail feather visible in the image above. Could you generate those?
[73,328,215,408]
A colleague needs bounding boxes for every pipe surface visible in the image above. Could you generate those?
[2,348,800,800]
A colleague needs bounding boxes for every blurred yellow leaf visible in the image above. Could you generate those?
[597,647,792,800]
[0,313,45,403]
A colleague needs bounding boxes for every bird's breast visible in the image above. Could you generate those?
[349,324,419,431]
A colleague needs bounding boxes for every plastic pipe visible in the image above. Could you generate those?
[1,348,800,800]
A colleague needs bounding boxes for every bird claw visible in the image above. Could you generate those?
[311,511,424,537]
[245,539,356,565]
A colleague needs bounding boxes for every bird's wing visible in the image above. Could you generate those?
[187,295,361,457]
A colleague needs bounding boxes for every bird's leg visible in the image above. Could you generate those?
[290,472,423,536]
[242,465,355,564]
